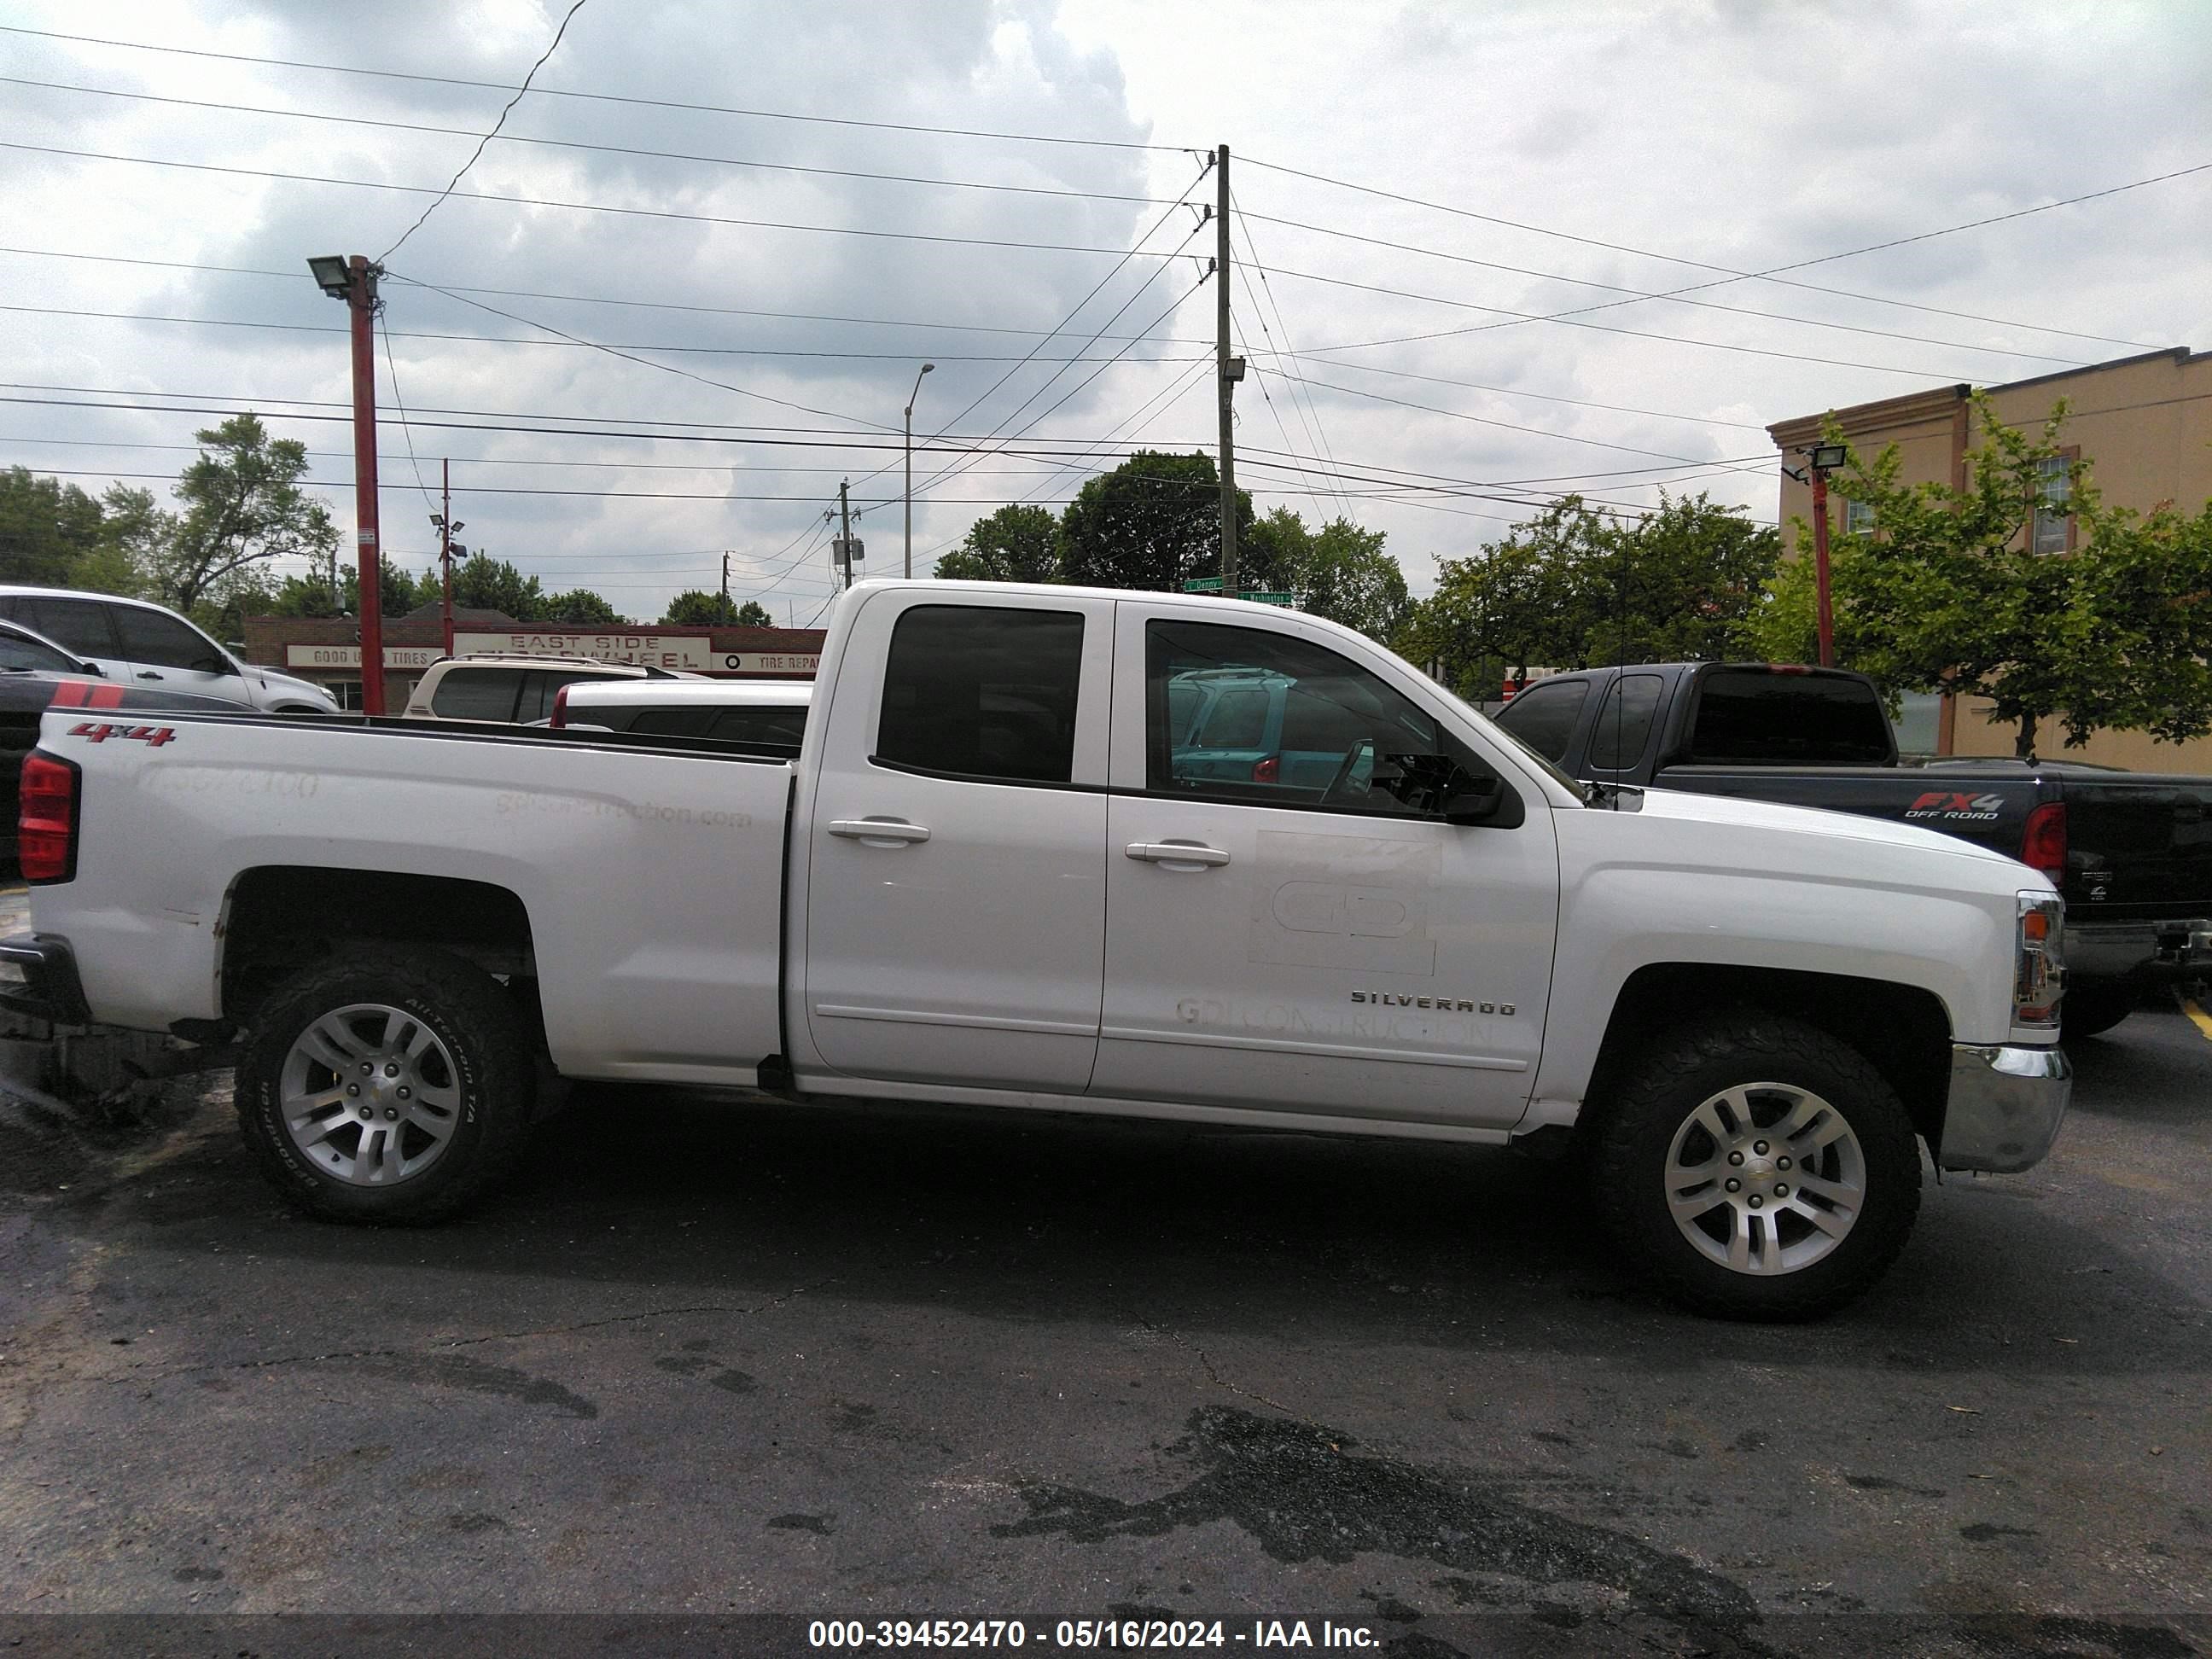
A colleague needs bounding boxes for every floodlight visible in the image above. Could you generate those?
[306,255,352,297]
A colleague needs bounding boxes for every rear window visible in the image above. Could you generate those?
[431,667,524,721]
[876,605,1083,784]
[1687,670,1893,765]
[1493,678,1589,764]
[627,703,807,746]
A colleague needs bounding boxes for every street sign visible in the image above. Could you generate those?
[1243,591,1294,607]
[1180,576,1292,606]
[1182,575,1223,592]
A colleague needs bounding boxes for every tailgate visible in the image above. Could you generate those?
[2064,778,2212,918]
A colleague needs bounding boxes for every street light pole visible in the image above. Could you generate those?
[439,459,456,659]
[904,362,934,579]
[309,254,387,712]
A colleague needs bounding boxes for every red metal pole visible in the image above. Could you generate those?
[1811,466,1835,669]
[348,256,386,714]
[440,457,455,658]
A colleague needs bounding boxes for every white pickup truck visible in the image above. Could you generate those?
[1,580,2070,1318]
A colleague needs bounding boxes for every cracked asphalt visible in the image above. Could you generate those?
[0,1005,2207,1655]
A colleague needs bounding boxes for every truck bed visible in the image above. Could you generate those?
[34,709,797,1085]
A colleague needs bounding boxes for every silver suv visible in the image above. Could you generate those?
[401,655,694,724]
[0,586,339,713]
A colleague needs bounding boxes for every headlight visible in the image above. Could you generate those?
[2015,890,2064,1028]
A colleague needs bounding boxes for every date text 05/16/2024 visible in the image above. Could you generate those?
[806,1621,1377,1650]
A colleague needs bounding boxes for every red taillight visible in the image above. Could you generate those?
[1251,755,1280,784]
[2020,800,2067,883]
[19,752,78,884]
[550,683,571,728]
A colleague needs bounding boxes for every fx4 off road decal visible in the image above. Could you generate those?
[67,721,178,747]
[1905,790,2005,823]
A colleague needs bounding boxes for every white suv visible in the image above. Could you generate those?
[402,655,695,724]
[0,586,339,713]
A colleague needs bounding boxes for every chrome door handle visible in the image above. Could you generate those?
[829,818,930,845]
[1125,841,1231,868]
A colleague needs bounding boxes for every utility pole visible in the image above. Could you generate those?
[345,258,385,713]
[1215,144,1239,599]
[839,479,853,591]
[720,551,731,618]
[439,458,456,658]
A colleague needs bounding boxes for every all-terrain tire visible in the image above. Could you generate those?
[1587,1011,1923,1321]
[236,946,535,1223]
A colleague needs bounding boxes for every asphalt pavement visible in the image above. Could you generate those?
[1,1005,2206,1656]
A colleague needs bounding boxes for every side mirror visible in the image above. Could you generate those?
[191,655,230,675]
[79,661,103,677]
[1443,775,1505,825]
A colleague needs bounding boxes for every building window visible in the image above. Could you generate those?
[2031,454,2074,555]
[327,679,364,711]
[1844,498,1877,537]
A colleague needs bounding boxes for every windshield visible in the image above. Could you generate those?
[1425,674,1590,804]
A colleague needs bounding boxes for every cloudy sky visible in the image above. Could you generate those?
[1,0,2206,625]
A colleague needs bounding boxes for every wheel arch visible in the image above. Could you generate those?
[219,865,540,1033]
[1581,962,1953,1155]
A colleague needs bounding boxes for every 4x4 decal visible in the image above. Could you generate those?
[67,721,178,747]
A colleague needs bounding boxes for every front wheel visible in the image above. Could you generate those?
[1588,1013,1923,1320]
[236,946,535,1223]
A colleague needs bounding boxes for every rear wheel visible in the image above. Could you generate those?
[1589,1013,1922,1320]
[236,946,534,1222]
[2060,984,2134,1039]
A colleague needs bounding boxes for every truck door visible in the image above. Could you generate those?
[800,590,1115,1093]
[1092,604,1559,1128]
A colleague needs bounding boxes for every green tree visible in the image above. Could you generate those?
[734,600,774,627]
[1768,396,2212,755]
[1057,451,1251,591]
[0,469,107,586]
[662,589,739,626]
[74,485,161,597]
[1395,499,1610,696]
[450,553,546,620]
[153,414,340,614]
[539,588,626,626]
[1238,508,1410,640]
[935,504,1062,583]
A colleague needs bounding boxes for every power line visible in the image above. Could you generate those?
[1237,205,2085,367]
[380,0,589,259]
[1238,152,2198,352]
[1249,259,2030,381]
[1249,349,1769,432]
[1231,195,1354,518]
[0,300,1206,364]
[0,142,1200,262]
[0,25,1190,152]
[0,76,1185,212]
[1253,364,1703,463]
[0,245,1221,344]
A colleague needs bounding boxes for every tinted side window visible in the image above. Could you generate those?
[20,598,119,657]
[115,606,224,672]
[1147,619,1499,818]
[1688,671,1892,765]
[876,605,1082,784]
[708,705,807,746]
[626,706,715,738]
[431,667,524,720]
[1493,679,1588,763]
[1196,687,1271,748]
[1587,674,1663,771]
[0,629,78,672]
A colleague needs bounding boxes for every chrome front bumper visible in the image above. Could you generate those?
[2067,917,2212,983]
[1940,1042,2070,1173]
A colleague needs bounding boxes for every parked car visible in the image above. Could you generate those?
[549,678,812,747]
[1493,661,2212,1037]
[401,655,695,724]
[3,583,2070,1319]
[0,617,107,678]
[0,586,339,714]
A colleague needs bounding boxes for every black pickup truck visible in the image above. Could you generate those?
[1493,661,2212,1037]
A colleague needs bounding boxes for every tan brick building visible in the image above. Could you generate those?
[1767,346,2211,770]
